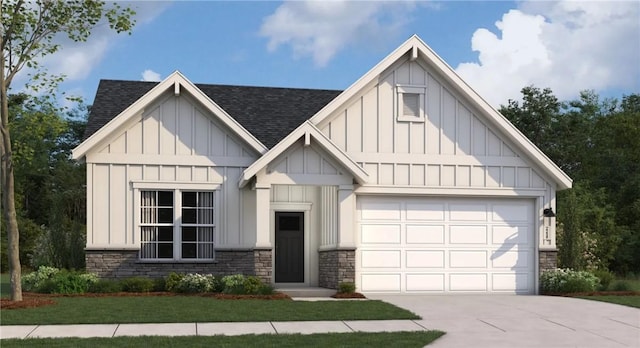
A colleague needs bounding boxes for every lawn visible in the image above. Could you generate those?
[577,295,640,308]
[0,296,419,325]
[1,331,446,347]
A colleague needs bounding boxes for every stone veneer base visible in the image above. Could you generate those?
[539,250,558,273]
[318,249,355,289]
[86,249,272,283]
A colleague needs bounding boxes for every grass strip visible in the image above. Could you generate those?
[576,295,640,308]
[1,331,445,348]
[0,297,419,325]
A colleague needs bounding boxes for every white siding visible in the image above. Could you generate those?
[85,91,259,249]
[317,57,556,192]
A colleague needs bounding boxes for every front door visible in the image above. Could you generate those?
[275,212,304,283]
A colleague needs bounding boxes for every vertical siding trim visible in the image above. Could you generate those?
[87,164,94,245]
[107,164,112,244]
[439,84,443,154]
[360,96,364,153]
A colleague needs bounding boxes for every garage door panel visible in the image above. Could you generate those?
[449,204,488,221]
[406,250,445,268]
[361,224,401,244]
[406,203,445,220]
[361,274,401,292]
[406,225,445,244]
[361,201,401,220]
[492,226,529,245]
[491,250,529,269]
[492,273,530,291]
[449,225,488,244]
[361,250,401,268]
[357,197,535,294]
[492,204,529,222]
[450,274,487,291]
[406,274,445,291]
[450,250,488,268]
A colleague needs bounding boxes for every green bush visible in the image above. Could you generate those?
[175,273,216,293]
[37,270,98,294]
[243,276,263,294]
[120,277,155,292]
[221,274,246,294]
[22,266,60,291]
[540,268,599,294]
[258,284,275,295]
[610,280,633,291]
[165,272,184,292]
[592,269,615,290]
[89,279,123,293]
[153,277,166,292]
[338,282,356,294]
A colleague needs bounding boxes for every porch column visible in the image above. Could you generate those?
[337,184,356,248]
[255,182,271,248]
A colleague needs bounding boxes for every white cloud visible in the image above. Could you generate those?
[141,69,162,82]
[10,2,169,92]
[260,1,418,67]
[455,1,640,106]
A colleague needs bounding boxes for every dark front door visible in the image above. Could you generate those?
[275,212,304,283]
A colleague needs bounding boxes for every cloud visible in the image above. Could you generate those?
[10,1,169,92]
[260,1,418,67]
[141,69,162,82]
[455,1,640,106]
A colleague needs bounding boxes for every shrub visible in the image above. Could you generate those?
[89,279,123,293]
[22,266,60,292]
[120,277,155,292]
[610,280,632,291]
[338,282,356,294]
[37,270,98,294]
[540,268,598,294]
[258,284,275,295]
[153,277,166,292]
[165,272,184,292]
[243,276,263,294]
[592,269,615,290]
[221,274,246,294]
[175,273,216,293]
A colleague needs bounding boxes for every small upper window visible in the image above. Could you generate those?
[397,85,426,122]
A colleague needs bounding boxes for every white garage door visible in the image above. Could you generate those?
[356,196,536,294]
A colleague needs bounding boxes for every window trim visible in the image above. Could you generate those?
[132,182,220,262]
[397,85,427,122]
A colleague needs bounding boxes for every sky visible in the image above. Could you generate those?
[11,0,640,109]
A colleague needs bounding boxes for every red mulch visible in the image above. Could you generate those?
[0,291,292,310]
[331,292,367,299]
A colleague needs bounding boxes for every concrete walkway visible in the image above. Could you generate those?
[1,319,429,339]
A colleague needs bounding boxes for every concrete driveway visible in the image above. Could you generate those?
[369,295,640,347]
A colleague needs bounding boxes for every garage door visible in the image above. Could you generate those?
[356,196,536,294]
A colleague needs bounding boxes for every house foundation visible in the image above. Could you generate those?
[318,249,355,289]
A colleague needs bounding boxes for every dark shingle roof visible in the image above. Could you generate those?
[84,80,342,149]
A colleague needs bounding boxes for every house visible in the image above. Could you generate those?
[72,35,572,294]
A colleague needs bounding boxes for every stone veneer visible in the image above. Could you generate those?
[539,250,558,273]
[318,249,355,289]
[86,248,273,283]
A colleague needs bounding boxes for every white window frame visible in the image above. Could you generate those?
[132,181,220,262]
[397,85,426,122]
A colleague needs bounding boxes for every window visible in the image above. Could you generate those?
[140,190,215,260]
[397,85,426,122]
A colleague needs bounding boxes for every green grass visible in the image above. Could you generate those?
[1,296,419,325]
[0,331,445,348]
[577,295,640,308]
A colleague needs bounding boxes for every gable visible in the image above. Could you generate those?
[311,35,571,190]
[93,90,258,164]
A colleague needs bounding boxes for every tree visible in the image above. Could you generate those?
[1,0,135,301]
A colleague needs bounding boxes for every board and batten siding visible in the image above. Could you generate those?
[85,91,258,249]
[318,57,553,191]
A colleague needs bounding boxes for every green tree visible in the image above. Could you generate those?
[1,0,134,301]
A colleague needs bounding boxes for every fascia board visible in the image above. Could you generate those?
[239,121,368,188]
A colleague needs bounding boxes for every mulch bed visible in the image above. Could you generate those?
[562,291,640,297]
[0,291,294,310]
[331,292,366,299]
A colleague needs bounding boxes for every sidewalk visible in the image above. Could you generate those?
[1,319,429,339]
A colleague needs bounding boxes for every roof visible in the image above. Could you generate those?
[85,79,341,149]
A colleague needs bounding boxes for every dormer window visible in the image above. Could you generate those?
[397,85,426,122]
